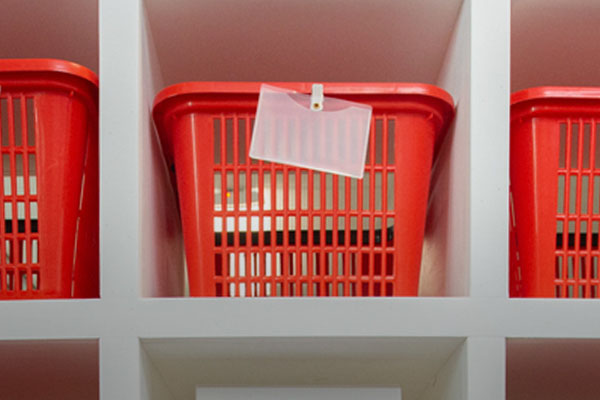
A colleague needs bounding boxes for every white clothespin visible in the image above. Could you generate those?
[311,83,324,111]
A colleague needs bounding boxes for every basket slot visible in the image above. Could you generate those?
[213,248,396,298]
[0,93,41,296]
[1,99,8,146]
[5,269,13,290]
[213,225,394,247]
[553,120,600,298]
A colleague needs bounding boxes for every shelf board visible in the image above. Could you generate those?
[133,297,600,339]
[0,299,104,339]
[504,299,600,338]
[4,297,600,340]
[135,297,487,338]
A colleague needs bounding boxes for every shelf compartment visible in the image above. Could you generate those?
[507,338,600,400]
[139,0,469,297]
[0,59,99,299]
[142,336,464,400]
[0,339,98,400]
[510,87,600,298]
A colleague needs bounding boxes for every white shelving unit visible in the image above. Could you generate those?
[1,0,600,399]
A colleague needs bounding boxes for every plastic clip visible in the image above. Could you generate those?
[311,83,324,111]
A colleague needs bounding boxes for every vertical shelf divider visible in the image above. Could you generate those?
[99,0,145,397]
[469,0,511,298]
[99,0,142,301]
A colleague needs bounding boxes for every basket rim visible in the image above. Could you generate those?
[153,81,454,110]
[0,58,98,87]
[512,86,600,106]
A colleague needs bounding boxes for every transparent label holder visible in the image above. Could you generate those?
[249,84,372,179]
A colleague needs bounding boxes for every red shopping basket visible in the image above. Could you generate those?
[0,59,98,299]
[153,82,454,297]
[511,87,600,298]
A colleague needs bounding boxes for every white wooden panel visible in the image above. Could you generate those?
[99,0,142,299]
[100,335,143,400]
[423,0,471,296]
[140,3,185,297]
[469,0,510,297]
[419,340,467,400]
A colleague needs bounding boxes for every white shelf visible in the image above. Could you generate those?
[2,0,600,399]
[131,298,600,339]
[0,300,103,339]
[4,297,600,342]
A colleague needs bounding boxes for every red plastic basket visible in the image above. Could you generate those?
[154,82,454,297]
[510,86,600,298]
[0,59,99,299]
